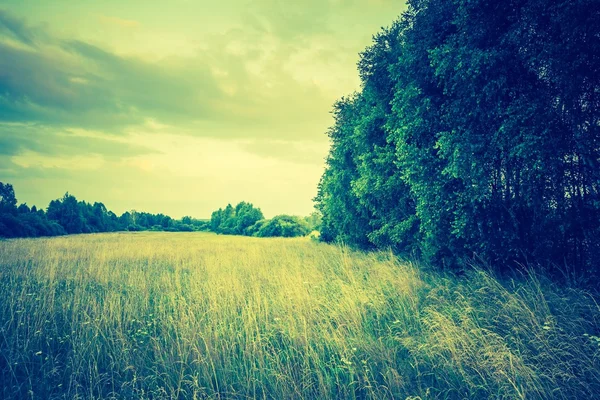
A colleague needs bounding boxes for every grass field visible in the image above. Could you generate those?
[0,232,599,399]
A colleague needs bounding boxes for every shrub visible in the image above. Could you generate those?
[255,215,311,238]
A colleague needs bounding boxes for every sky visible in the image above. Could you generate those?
[0,0,406,219]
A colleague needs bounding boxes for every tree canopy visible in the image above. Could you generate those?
[209,202,313,238]
[0,183,316,240]
[0,182,210,238]
[315,0,600,280]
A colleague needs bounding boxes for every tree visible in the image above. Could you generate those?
[0,182,190,237]
[90,202,108,232]
[17,203,31,214]
[255,215,311,238]
[0,182,18,215]
[161,215,172,229]
[234,202,264,235]
[210,208,223,232]
[46,193,85,234]
[303,212,322,232]
[316,0,600,279]
[60,193,84,234]
[210,202,264,235]
[315,96,373,248]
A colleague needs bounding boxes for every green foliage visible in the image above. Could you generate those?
[127,224,143,232]
[0,182,66,238]
[47,193,84,234]
[210,202,264,235]
[0,182,207,238]
[316,0,600,280]
[315,96,374,248]
[254,215,311,238]
[161,215,173,229]
[244,219,267,236]
[209,203,313,238]
[303,211,322,232]
[0,182,17,215]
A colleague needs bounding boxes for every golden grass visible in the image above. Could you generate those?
[0,232,598,399]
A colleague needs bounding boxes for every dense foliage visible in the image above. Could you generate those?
[210,202,316,238]
[0,182,209,238]
[316,0,600,280]
[0,183,317,239]
[251,215,312,238]
[0,183,66,237]
[210,202,265,235]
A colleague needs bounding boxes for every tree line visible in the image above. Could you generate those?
[0,182,209,238]
[315,0,599,281]
[0,182,320,239]
[210,202,320,238]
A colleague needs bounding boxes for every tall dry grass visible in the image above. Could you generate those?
[0,232,598,399]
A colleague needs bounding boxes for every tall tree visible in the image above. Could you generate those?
[0,182,18,215]
[317,0,600,279]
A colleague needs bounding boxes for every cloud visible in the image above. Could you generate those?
[0,123,159,159]
[0,33,225,132]
[0,9,339,143]
[0,9,43,46]
[0,2,408,154]
[0,38,144,130]
[241,0,333,41]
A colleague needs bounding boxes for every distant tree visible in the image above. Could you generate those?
[78,201,94,233]
[255,215,311,238]
[130,210,138,226]
[0,184,69,238]
[105,211,120,231]
[219,204,236,234]
[136,213,149,229]
[127,224,142,232]
[245,219,267,236]
[209,202,264,235]
[46,193,85,234]
[46,200,61,221]
[0,182,18,215]
[0,182,194,238]
[234,202,264,234]
[61,194,84,234]
[17,203,31,214]
[194,220,210,231]
[161,215,172,229]
[118,212,132,228]
[303,212,322,232]
[89,202,108,232]
[210,208,223,232]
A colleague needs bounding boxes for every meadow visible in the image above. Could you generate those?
[0,232,599,399]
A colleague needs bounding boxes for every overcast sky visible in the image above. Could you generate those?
[0,0,406,219]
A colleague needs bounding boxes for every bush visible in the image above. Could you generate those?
[245,219,267,236]
[174,224,194,232]
[255,215,311,238]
